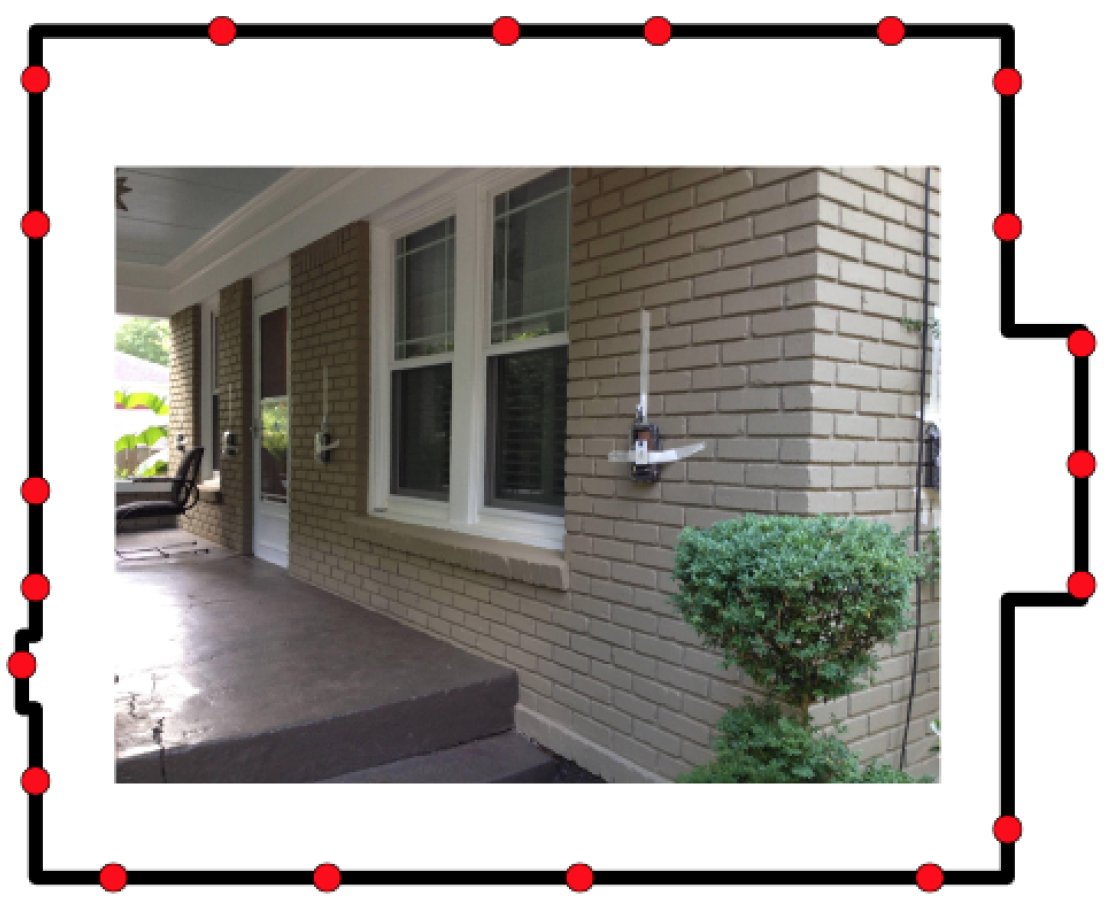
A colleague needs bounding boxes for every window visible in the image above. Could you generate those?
[390,217,456,500]
[211,312,220,473]
[370,168,572,548]
[486,169,572,512]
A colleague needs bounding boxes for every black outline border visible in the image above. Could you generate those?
[13,16,1092,893]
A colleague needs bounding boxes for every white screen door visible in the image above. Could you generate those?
[253,284,290,567]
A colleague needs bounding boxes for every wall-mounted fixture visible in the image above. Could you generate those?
[221,382,239,457]
[922,424,941,491]
[174,432,187,451]
[607,310,704,481]
[315,362,340,464]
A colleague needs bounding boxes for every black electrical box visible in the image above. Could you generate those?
[923,424,941,491]
[631,422,661,483]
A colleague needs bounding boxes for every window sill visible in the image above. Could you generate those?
[346,515,570,591]
[115,480,173,494]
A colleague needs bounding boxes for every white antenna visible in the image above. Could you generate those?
[608,309,705,469]
[638,309,650,422]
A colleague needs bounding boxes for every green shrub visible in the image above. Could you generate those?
[672,514,923,723]
[678,700,931,784]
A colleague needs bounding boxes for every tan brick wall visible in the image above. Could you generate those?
[213,168,943,783]
[563,167,941,779]
[287,224,372,587]
[176,281,253,552]
[168,304,201,484]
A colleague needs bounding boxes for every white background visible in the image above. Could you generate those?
[0,1,1099,904]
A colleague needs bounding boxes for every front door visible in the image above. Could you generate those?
[253,285,290,567]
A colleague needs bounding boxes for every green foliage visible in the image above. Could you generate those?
[115,424,169,453]
[899,316,941,340]
[920,527,940,586]
[115,318,170,366]
[115,391,170,415]
[678,700,932,783]
[114,391,171,478]
[672,514,923,719]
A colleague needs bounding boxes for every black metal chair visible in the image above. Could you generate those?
[115,447,210,559]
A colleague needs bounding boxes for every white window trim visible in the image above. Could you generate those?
[369,168,568,551]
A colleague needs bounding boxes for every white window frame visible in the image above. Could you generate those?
[369,168,569,550]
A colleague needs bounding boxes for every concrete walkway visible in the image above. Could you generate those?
[114,538,523,782]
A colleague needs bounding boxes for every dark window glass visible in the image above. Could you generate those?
[491,170,571,344]
[260,307,287,399]
[212,393,221,471]
[392,364,452,500]
[486,347,568,512]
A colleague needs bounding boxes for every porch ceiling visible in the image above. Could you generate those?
[116,167,291,267]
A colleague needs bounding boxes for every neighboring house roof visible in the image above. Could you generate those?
[115,350,169,385]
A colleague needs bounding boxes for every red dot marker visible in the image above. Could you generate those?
[22,211,49,239]
[22,477,50,505]
[314,863,340,892]
[993,213,1021,241]
[994,815,1022,843]
[1068,329,1096,357]
[21,767,49,796]
[644,17,672,46]
[1068,450,1096,478]
[993,68,1022,96]
[916,863,943,892]
[877,17,905,45]
[1068,571,1095,600]
[21,66,50,93]
[493,17,520,46]
[208,17,237,45]
[8,651,36,680]
[22,574,50,602]
[100,863,128,893]
[566,863,594,892]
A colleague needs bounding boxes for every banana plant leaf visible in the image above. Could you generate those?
[116,391,170,415]
[136,449,170,476]
[115,425,169,452]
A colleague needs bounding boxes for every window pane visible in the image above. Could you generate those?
[488,347,568,511]
[260,398,288,503]
[492,171,571,344]
[395,217,455,359]
[259,307,287,398]
[212,393,221,472]
[392,364,452,499]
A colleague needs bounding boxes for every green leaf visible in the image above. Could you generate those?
[122,392,170,416]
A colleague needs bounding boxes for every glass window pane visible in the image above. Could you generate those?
[492,171,571,344]
[212,393,221,472]
[488,347,568,511]
[260,399,288,503]
[259,308,287,399]
[395,217,455,360]
[392,364,452,499]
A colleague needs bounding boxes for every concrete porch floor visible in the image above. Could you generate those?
[114,529,541,782]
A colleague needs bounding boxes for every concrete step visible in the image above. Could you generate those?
[115,556,519,783]
[320,731,558,783]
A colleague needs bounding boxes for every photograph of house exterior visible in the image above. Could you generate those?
[114,166,941,784]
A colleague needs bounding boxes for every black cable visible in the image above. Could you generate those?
[899,167,933,771]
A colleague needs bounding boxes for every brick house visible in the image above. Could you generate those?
[117,166,941,782]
